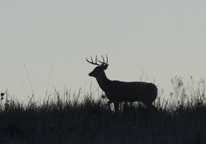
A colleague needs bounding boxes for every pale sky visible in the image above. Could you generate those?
[1,1,206,102]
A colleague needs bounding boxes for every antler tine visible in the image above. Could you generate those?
[97,55,104,64]
[86,56,99,66]
[95,55,98,63]
[90,56,93,63]
[106,54,108,64]
[97,55,108,65]
[101,55,105,63]
[86,57,91,63]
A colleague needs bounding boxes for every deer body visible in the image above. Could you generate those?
[87,55,157,114]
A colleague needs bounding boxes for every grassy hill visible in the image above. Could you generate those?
[0,77,205,144]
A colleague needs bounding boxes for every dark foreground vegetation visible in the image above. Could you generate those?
[0,77,206,144]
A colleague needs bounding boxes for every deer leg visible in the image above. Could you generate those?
[114,102,119,115]
[107,100,112,111]
[145,102,157,112]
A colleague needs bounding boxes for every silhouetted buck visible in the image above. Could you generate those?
[86,55,157,114]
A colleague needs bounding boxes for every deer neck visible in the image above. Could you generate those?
[96,71,111,93]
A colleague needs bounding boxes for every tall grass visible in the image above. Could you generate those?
[0,77,206,144]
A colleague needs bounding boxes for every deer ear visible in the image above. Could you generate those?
[103,64,108,70]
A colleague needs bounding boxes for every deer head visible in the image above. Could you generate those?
[86,55,108,78]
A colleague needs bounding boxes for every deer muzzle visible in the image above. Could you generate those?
[88,72,93,77]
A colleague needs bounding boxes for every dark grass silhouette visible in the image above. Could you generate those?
[0,77,206,144]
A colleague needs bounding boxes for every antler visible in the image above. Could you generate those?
[86,56,99,66]
[97,55,108,65]
[86,55,108,66]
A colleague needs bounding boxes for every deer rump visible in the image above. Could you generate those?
[106,81,157,106]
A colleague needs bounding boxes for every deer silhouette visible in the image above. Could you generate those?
[86,55,157,114]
